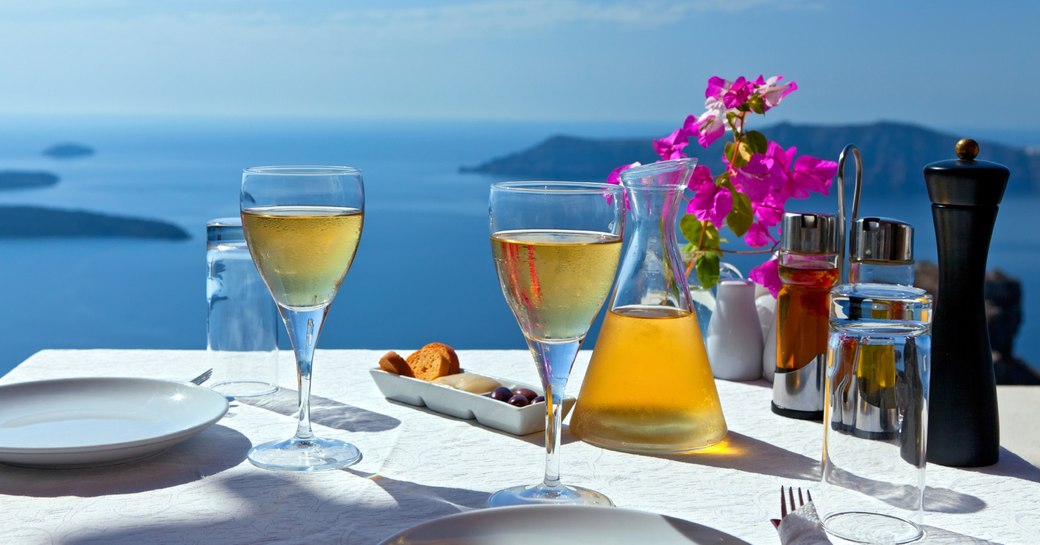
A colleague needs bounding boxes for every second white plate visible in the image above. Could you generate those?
[0,377,230,467]
[379,505,750,545]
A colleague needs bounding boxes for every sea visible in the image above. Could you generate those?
[0,116,1038,377]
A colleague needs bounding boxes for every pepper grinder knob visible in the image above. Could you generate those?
[956,138,979,161]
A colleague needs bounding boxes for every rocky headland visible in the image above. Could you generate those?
[0,171,60,191]
[0,205,190,240]
[461,121,1040,193]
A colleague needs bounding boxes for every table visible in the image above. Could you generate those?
[2,349,1039,544]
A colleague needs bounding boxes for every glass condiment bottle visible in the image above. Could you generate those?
[772,212,839,420]
[849,217,914,285]
[924,138,1009,467]
[570,158,728,453]
[829,217,916,439]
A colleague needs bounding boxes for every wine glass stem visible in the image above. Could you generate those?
[528,338,581,490]
[280,305,329,442]
[544,394,563,489]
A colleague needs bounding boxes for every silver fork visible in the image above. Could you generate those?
[771,486,812,529]
[189,368,214,385]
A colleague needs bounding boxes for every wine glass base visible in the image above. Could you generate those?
[247,437,362,472]
[487,483,614,508]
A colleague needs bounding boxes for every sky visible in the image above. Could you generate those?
[1,0,1038,131]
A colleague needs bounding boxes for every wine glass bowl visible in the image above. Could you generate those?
[240,165,364,472]
[488,181,624,507]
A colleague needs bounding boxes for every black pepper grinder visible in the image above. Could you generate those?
[924,138,1009,467]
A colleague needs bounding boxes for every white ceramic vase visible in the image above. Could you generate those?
[705,280,763,381]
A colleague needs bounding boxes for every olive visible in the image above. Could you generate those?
[513,387,538,401]
[489,386,513,402]
[533,395,546,403]
[507,394,530,407]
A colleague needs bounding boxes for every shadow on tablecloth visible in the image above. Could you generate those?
[239,388,401,433]
[55,469,491,545]
[0,424,250,497]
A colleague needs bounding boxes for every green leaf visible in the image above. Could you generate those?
[695,251,721,289]
[729,140,752,169]
[700,221,721,251]
[726,190,754,237]
[679,215,704,248]
[723,142,734,164]
[746,130,768,155]
[748,95,766,115]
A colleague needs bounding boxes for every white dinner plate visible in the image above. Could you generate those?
[379,505,749,545]
[0,377,229,467]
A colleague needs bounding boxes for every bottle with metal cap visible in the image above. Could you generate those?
[925,138,1009,467]
[849,217,914,285]
[772,211,839,420]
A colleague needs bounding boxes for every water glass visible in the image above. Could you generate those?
[206,217,280,397]
[820,283,932,544]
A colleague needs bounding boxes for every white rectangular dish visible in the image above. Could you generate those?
[369,369,574,435]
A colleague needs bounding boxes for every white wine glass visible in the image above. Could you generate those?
[488,181,624,506]
[241,165,364,472]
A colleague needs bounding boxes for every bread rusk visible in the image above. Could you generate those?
[405,345,456,381]
[422,342,460,375]
[378,351,413,377]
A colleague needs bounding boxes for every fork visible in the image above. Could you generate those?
[189,368,214,386]
[771,486,812,529]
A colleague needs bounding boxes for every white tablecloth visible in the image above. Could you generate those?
[2,350,1038,544]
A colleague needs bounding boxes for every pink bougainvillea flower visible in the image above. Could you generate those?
[705,76,730,100]
[752,196,785,228]
[607,161,640,185]
[756,142,836,200]
[721,76,754,109]
[753,75,798,111]
[686,165,732,226]
[749,257,782,297]
[694,98,728,148]
[743,219,775,247]
[706,76,754,109]
[733,152,780,203]
[653,127,690,160]
[792,154,838,196]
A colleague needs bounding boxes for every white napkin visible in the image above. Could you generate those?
[778,502,833,545]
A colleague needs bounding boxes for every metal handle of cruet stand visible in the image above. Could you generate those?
[836,144,863,284]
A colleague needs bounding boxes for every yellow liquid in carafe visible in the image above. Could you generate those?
[570,305,728,453]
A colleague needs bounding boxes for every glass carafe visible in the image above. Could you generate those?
[570,158,728,453]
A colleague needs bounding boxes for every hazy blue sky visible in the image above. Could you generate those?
[1,0,1036,131]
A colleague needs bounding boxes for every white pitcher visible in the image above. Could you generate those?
[705,280,763,381]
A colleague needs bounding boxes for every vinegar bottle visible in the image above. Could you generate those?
[771,212,838,420]
[570,158,728,453]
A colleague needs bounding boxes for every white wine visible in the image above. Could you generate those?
[491,229,621,342]
[242,206,363,310]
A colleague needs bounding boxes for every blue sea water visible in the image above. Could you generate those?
[0,116,1037,377]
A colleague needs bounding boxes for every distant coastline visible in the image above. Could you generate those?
[1,143,188,240]
[0,171,60,191]
[462,121,1040,194]
[0,205,190,240]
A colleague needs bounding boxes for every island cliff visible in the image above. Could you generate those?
[462,121,1040,193]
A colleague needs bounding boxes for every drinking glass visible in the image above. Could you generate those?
[487,181,624,507]
[240,165,365,472]
[820,283,933,543]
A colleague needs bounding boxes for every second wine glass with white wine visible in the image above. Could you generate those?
[241,165,364,472]
[488,181,624,506]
